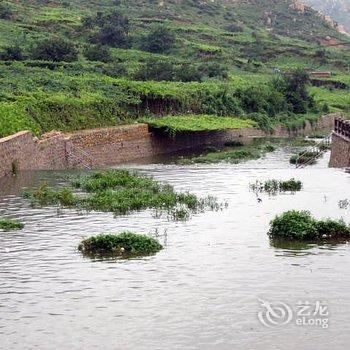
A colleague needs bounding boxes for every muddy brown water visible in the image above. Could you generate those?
[0,148,350,350]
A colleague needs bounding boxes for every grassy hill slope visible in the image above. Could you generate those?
[0,0,349,137]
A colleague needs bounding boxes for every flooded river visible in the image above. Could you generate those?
[1,148,350,350]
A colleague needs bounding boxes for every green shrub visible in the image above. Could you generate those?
[84,45,111,62]
[269,210,350,241]
[0,218,24,231]
[315,219,350,240]
[0,46,24,61]
[83,10,131,48]
[142,26,176,53]
[269,210,318,240]
[32,37,78,62]
[78,232,163,258]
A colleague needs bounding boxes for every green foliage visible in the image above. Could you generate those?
[142,26,176,54]
[84,45,111,62]
[32,37,78,62]
[180,140,275,164]
[0,218,24,231]
[0,46,24,61]
[0,0,348,138]
[24,170,221,220]
[0,1,12,20]
[269,210,350,241]
[250,178,302,195]
[143,115,256,135]
[290,151,319,165]
[78,232,163,258]
[274,69,315,114]
[83,10,131,48]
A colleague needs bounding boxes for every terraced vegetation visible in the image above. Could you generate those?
[0,0,349,138]
[144,115,257,135]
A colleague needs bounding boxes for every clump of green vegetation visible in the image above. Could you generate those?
[24,170,221,220]
[0,218,24,231]
[143,115,256,136]
[78,232,163,258]
[180,141,275,164]
[250,178,302,195]
[269,210,350,241]
[290,151,319,165]
[308,133,327,139]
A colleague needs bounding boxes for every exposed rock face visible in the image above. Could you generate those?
[303,0,350,33]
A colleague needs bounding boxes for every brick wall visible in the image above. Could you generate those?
[329,133,350,168]
[0,114,339,178]
[0,131,67,178]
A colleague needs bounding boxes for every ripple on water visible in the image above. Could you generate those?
[0,148,350,350]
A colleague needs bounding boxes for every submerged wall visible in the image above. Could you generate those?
[0,114,338,178]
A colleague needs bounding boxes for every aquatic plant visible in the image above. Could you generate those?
[180,140,276,164]
[269,210,350,241]
[23,183,77,207]
[250,178,302,195]
[24,170,221,220]
[289,151,319,165]
[78,232,163,258]
[0,218,24,231]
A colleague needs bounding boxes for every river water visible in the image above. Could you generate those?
[0,148,350,350]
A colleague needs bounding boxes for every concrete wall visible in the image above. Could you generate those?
[329,133,350,168]
[0,113,338,178]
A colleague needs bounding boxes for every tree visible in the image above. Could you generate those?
[83,10,131,48]
[143,26,175,53]
[275,69,315,114]
[32,37,78,62]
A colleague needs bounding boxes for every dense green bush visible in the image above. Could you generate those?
[78,232,163,258]
[269,210,350,241]
[32,37,78,62]
[83,10,131,48]
[142,26,176,53]
[0,46,24,61]
[135,57,175,81]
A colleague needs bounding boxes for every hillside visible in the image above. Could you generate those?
[304,0,350,33]
[0,0,349,137]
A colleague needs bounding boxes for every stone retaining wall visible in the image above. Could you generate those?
[0,114,338,178]
[329,133,350,168]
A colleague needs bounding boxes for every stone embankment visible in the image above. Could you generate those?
[0,114,338,178]
[329,117,350,168]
